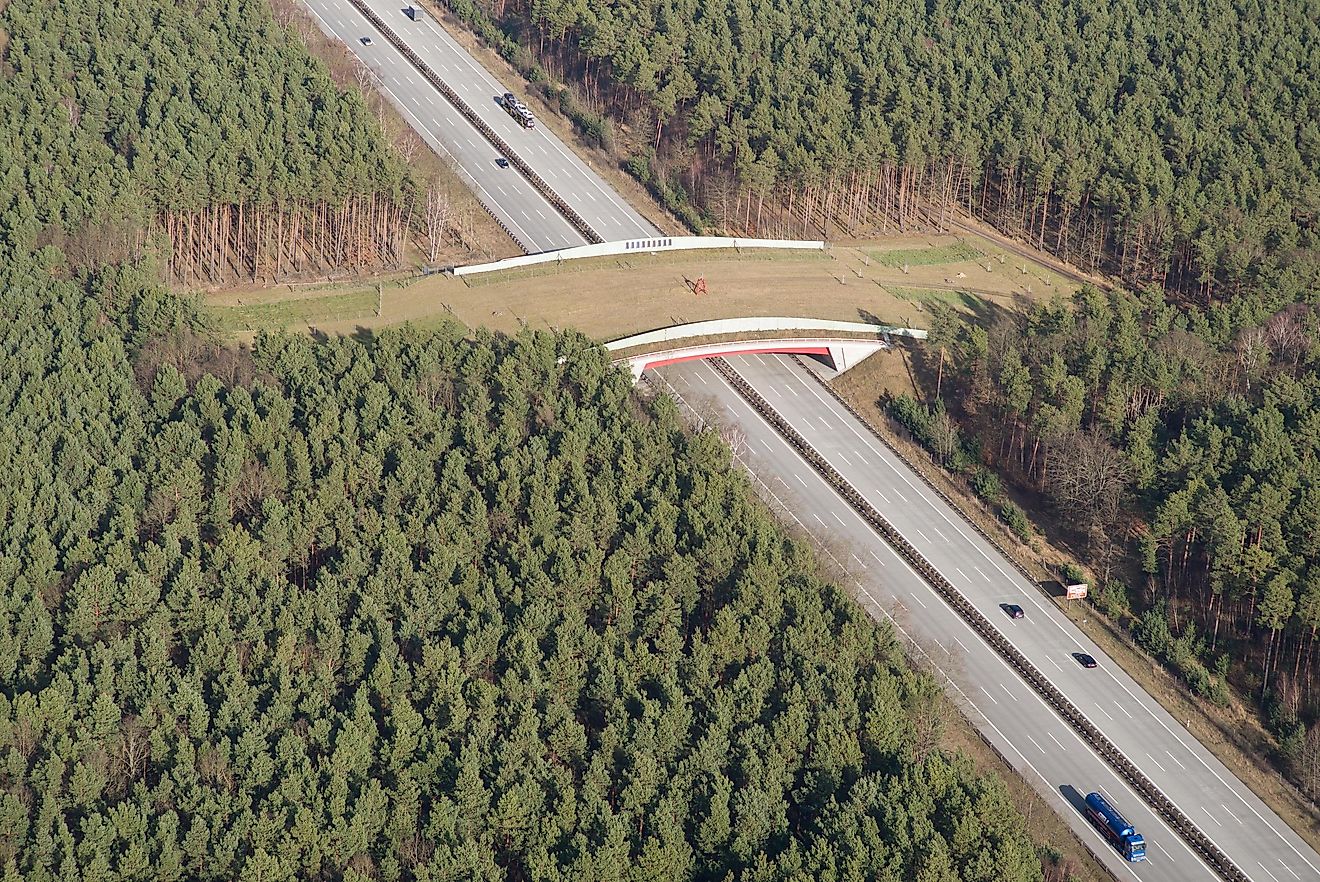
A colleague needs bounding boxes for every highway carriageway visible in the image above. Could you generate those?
[652,353,1320,882]
[300,0,657,250]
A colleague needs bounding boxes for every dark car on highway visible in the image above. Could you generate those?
[360,36,373,45]
[1001,603,1025,619]
[495,157,510,168]
[1073,652,1099,668]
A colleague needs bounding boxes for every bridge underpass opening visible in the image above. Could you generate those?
[640,346,834,374]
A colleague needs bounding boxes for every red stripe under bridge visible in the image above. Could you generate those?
[604,317,927,381]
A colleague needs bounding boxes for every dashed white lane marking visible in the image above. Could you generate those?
[1046,657,1063,671]
[1025,734,1045,753]
[909,592,927,609]
[760,438,774,453]
[1094,703,1114,722]
[869,549,886,567]
[955,567,968,579]
[787,384,799,397]
[1166,751,1186,770]
[1115,700,1134,719]
[1000,683,1016,701]
[1279,858,1301,879]
[1153,842,1174,861]
[952,636,969,653]
[851,553,867,569]
[915,528,931,543]
[1258,861,1281,882]
[812,513,825,527]
[794,473,808,488]
[1146,753,1167,773]
[980,686,998,705]
[831,511,846,527]
[1221,804,1243,825]
[973,565,988,579]
[835,451,850,465]
[1202,807,1219,826]
[1047,732,1067,751]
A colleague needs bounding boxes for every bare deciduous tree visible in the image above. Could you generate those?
[718,423,747,461]
[1266,305,1312,371]
[396,129,423,164]
[113,717,151,793]
[1296,721,1320,801]
[1047,427,1132,532]
[929,406,961,466]
[354,60,376,95]
[422,179,452,264]
[1234,325,1270,391]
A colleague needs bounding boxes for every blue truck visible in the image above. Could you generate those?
[1085,791,1146,861]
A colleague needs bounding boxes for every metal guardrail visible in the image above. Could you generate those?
[787,353,1053,629]
[346,0,603,246]
[710,355,1249,882]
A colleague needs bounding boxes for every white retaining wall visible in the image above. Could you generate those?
[604,317,927,352]
[452,236,826,277]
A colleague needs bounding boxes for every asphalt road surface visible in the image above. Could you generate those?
[300,0,657,251]
[654,353,1320,882]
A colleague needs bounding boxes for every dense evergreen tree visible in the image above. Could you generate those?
[0,0,411,280]
[0,252,1042,880]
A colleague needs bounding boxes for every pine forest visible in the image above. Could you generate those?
[0,254,1043,879]
[0,0,411,283]
[459,0,1318,296]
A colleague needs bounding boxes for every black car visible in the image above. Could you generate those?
[360,36,373,45]
[1073,652,1099,668]
[1001,603,1025,619]
[495,157,510,168]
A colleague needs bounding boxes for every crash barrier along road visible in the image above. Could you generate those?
[704,354,1250,882]
[345,0,602,246]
